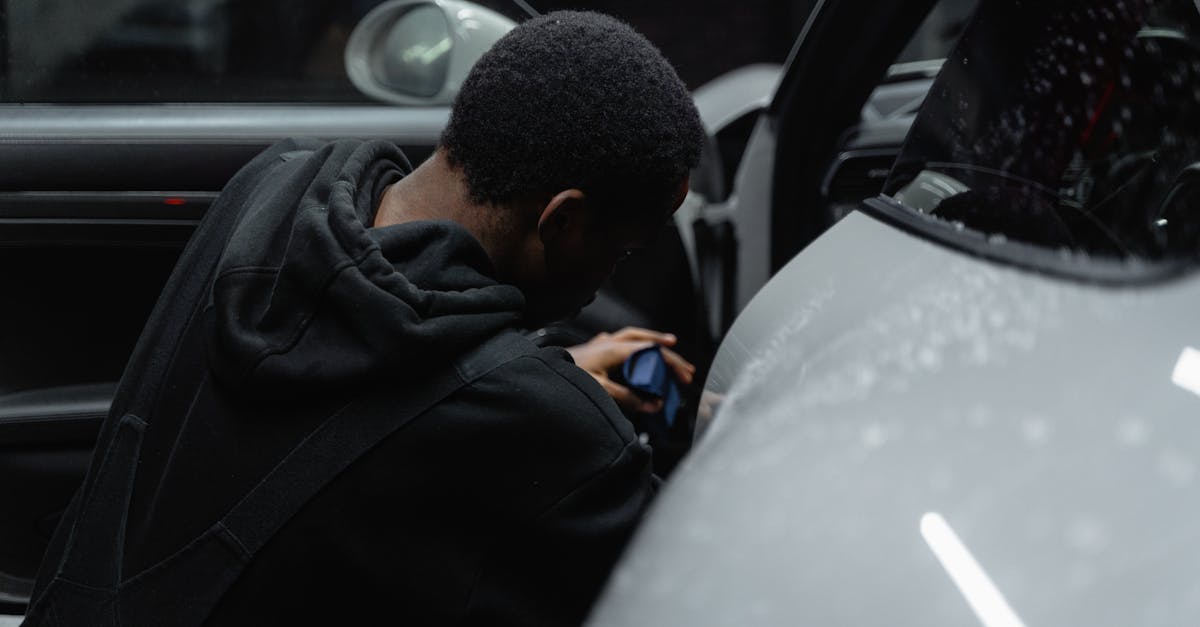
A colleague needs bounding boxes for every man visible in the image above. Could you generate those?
[23,11,704,627]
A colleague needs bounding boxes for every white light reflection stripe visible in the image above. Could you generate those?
[920,512,1027,627]
[1171,347,1200,398]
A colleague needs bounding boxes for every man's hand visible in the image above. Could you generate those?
[566,327,696,413]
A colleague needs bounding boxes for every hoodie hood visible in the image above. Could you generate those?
[207,139,525,396]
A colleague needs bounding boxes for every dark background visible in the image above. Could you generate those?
[0,0,813,102]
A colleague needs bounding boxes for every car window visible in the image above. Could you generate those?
[823,0,979,220]
[895,0,977,65]
[0,0,522,104]
[885,0,1200,264]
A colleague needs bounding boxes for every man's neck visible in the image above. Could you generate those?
[374,149,473,228]
[373,149,531,278]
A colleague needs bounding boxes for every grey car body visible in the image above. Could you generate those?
[589,0,1200,624]
[592,210,1200,626]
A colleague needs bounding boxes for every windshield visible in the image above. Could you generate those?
[884,0,1200,263]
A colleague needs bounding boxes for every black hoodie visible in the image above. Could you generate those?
[32,139,656,626]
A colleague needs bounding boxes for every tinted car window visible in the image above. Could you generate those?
[0,0,519,103]
[886,0,1200,262]
[895,0,977,65]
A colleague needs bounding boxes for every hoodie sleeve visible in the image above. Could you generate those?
[29,138,332,607]
[460,351,658,627]
[462,440,656,627]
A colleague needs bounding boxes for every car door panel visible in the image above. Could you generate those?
[0,105,447,603]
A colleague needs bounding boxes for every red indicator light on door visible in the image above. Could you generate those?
[163,197,187,206]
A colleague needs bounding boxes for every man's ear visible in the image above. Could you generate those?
[672,176,691,210]
[536,189,588,244]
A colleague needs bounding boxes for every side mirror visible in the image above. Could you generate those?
[344,0,515,106]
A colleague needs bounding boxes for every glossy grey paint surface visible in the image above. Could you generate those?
[728,116,778,310]
[589,211,1200,626]
[691,64,782,134]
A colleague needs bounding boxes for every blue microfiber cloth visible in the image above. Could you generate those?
[622,346,682,427]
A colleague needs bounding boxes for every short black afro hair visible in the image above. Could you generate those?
[440,11,705,216]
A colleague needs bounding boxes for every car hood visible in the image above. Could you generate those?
[589,210,1200,626]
